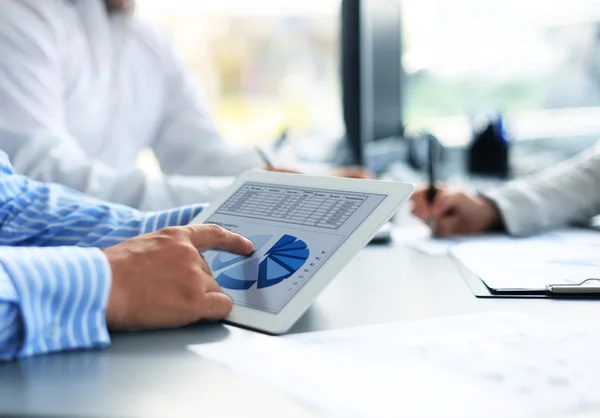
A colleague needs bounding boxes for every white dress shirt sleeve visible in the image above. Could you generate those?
[150,30,263,177]
[483,145,600,236]
[0,127,233,210]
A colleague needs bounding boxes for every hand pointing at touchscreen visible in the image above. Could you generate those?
[104,224,254,331]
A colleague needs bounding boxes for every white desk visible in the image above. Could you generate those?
[1,226,599,417]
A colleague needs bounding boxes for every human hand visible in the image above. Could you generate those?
[262,165,302,174]
[330,166,372,179]
[103,224,254,331]
[410,187,502,236]
[105,0,131,11]
[263,164,371,179]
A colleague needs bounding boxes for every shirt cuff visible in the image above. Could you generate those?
[481,185,544,237]
[139,204,205,234]
[0,246,112,358]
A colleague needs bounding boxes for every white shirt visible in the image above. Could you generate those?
[0,0,262,210]
[485,145,600,236]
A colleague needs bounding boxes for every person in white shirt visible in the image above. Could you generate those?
[0,0,365,211]
[410,146,600,237]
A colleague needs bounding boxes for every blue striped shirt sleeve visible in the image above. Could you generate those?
[138,206,205,235]
[0,203,205,360]
[0,246,111,361]
[0,171,205,249]
[0,151,206,359]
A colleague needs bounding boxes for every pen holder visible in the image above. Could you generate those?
[467,115,510,178]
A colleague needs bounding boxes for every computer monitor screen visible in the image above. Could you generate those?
[341,0,404,166]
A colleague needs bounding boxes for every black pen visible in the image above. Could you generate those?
[427,135,439,230]
[255,147,275,170]
[427,135,438,204]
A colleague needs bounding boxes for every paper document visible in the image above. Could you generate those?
[401,223,600,258]
[190,311,600,417]
[405,233,508,256]
[451,229,600,290]
[285,312,600,417]
[393,222,506,256]
[404,236,463,255]
[395,220,512,255]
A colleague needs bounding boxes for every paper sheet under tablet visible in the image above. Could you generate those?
[450,229,600,290]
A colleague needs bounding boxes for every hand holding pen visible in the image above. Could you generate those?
[410,135,502,236]
[411,187,502,236]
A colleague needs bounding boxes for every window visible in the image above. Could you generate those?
[137,0,342,149]
[137,0,600,151]
[403,0,600,146]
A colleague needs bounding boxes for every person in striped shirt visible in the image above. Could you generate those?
[0,150,254,361]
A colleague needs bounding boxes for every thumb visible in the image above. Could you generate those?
[183,224,254,255]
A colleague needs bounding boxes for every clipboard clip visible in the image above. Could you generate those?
[547,278,600,296]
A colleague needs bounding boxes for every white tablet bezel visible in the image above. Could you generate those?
[190,170,414,334]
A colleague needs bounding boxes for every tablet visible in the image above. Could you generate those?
[191,171,414,334]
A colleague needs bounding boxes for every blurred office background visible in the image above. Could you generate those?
[135,0,600,174]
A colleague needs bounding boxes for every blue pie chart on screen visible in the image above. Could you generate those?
[212,234,310,290]
[211,234,271,271]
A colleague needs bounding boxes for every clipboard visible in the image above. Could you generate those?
[451,252,600,299]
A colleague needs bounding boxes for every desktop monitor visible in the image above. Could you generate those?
[341,0,405,166]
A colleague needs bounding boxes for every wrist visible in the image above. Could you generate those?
[104,249,127,330]
[479,197,504,231]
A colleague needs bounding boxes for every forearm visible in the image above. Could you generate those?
[0,199,205,362]
[78,205,206,248]
[1,191,205,249]
[1,127,230,210]
[484,146,600,236]
[0,247,111,361]
[0,152,205,249]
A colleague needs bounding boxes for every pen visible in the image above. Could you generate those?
[427,135,438,205]
[256,147,275,170]
[427,135,439,231]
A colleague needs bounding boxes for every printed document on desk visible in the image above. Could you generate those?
[287,312,600,418]
[451,229,600,291]
[189,311,600,417]
[404,233,508,256]
[189,313,530,418]
[395,220,509,256]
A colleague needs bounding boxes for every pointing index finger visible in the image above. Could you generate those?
[184,224,254,255]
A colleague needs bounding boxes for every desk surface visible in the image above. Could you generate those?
[2,226,600,417]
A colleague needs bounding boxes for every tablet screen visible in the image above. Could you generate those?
[202,182,387,313]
